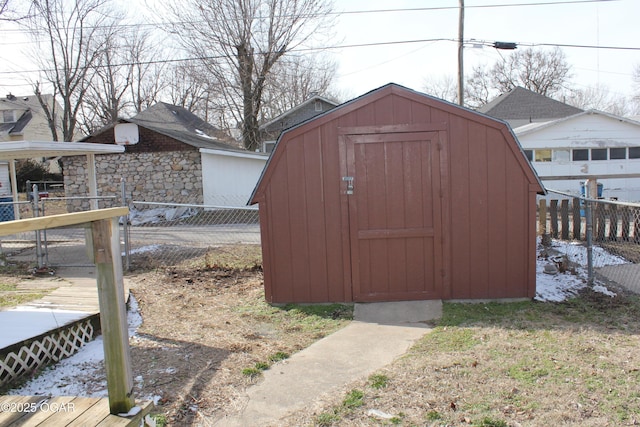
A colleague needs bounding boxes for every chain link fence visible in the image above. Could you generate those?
[0,182,261,270]
[539,189,640,294]
[125,201,260,269]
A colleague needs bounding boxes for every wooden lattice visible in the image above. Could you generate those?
[0,318,96,388]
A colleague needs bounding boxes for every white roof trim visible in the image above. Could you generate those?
[514,110,640,137]
[199,147,268,160]
[0,141,124,160]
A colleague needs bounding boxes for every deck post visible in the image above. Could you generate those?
[91,217,135,414]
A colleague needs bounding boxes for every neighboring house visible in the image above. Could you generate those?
[478,86,583,128]
[258,94,339,152]
[67,102,260,211]
[514,110,640,201]
[0,93,61,142]
[0,93,63,182]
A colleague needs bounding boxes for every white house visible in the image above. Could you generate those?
[199,148,268,207]
[514,110,640,201]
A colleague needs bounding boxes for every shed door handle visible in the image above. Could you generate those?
[342,176,354,195]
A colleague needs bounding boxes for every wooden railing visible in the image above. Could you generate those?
[0,208,135,415]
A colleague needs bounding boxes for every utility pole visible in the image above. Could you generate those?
[457,0,465,106]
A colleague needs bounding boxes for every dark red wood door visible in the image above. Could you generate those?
[342,131,446,302]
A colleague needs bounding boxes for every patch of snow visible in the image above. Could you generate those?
[128,207,197,226]
[593,285,616,297]
[195,129,214,139]
[0,308,93,348]
[118,406,142,417]
[367,409,395,419]
[534,238,622,302]
[8,297,147,399]
[534,259,587,302]
[126,244,163,256]
[549,239,628,268]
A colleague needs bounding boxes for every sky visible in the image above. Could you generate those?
[331,0,640,99]
[0,0,638,103]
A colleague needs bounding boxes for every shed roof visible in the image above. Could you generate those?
[251,83,545,204]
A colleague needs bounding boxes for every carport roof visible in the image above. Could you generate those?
[0,141,124,160]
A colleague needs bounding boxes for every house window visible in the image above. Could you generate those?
[314,100,322,112]
[572,149,589,161]
[523,150,533,161]
[2,110,15,123]
[629,147,640,159]
[610,148,626,159]
[262,141,276,153]
[591,148,607,160]
[553,149,570,162]
[534,149,551,162]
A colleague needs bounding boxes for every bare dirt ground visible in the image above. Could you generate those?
[126,258,352,426]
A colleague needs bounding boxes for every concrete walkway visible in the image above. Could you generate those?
[214,300,442,427]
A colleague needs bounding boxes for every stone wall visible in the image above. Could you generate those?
[62,150,203,211]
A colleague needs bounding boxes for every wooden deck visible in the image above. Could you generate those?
[0,395,154,426]
[19,266,130,314]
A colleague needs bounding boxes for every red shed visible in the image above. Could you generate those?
[250,84,544,304]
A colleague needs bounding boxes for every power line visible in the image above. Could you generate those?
[0,0,619,35]
[1,36,639,77]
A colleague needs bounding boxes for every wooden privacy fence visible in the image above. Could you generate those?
[538,198,640,242]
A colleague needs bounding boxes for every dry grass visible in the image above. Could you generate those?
[126,245,352,426]
[4,241,640,426]
[283,288,640,427]
[0,262,55,307]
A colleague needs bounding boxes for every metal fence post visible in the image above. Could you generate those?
[31,184,46,270]
[121,179,130,271]
[585,199,594,285]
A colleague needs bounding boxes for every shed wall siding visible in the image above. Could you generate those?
[258,86,539,302]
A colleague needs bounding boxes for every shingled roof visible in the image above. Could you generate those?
[477,86,583,128]
[129,102,238,149]
[81,102,243,152]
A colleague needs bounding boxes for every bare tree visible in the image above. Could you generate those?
[423,75,459,104]
[490,47,571,97]
[128,30,168,114]
[27,0,120,141]
[77,27,167,134]
[164,0,335,151]
[563,84,637,116]
[0,0,29,21]
[260,53,338,121]
[425,47,573,109]
[0,0,11,19]
[164,63,214,121]
[632,64,640,114]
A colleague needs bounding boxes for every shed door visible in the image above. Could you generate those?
[342,131,447,302]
